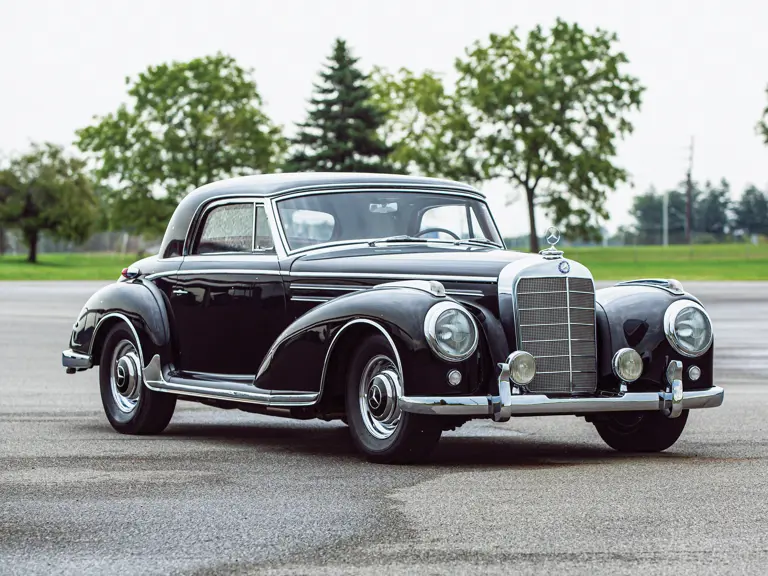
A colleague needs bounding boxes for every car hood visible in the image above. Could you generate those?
[289,244,538,282]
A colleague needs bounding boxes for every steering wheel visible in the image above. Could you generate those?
[415,227,461,240]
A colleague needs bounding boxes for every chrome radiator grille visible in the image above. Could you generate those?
[516,277,597,394]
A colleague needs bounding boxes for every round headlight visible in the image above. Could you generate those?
[664,300,713,357]
[507,351,536,386]
[612,348,643,382]
[424,302,479,362]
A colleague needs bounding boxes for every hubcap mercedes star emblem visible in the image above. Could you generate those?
[546,226,560,248]
[368,385,383,410]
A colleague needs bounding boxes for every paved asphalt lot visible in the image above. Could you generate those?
[1,281,767,575]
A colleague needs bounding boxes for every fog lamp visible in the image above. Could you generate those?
[612,348,643,382]
[688,365,701,381]
[507,351,536,386]
[447,370,462,386]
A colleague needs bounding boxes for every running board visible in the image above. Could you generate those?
[142,354,319,407]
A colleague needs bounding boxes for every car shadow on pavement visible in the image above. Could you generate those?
[150,420,693,468]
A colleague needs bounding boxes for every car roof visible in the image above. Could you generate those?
[187,172,483,201]
[159,172,484,259]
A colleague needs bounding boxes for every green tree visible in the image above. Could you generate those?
[285,38,393,172]
[734,185,768,235]
[758,86,768,144]
[630,186,689,245]
[454,19,644,251]
[77,53,284,237]
[370,67,480,182]
[695,179,731,238]
[0,143,98,262]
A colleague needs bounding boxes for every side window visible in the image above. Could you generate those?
[254,206,275,252]
[194,203,254,254]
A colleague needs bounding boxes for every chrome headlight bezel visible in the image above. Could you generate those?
[424,301,479,362]
[663,300,714,358]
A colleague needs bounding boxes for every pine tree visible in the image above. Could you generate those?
[286,38,394,172]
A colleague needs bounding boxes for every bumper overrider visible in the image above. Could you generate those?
[62,349,92,372]
[399,354,724,422]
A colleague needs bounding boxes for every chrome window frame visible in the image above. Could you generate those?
[268,187,505,257]
[184,197,285,259]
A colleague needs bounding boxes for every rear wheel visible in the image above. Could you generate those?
[99,324,176,435]
[345,334,441,463]
[593,410,689,452]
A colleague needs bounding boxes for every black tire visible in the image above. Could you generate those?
[99,324,176,435]
[593,410,689,453]
[345,334,442,464]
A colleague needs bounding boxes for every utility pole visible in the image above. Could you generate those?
[685,136,694,244]
[662,189,669,247]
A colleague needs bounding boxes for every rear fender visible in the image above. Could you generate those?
[69,280,173,367]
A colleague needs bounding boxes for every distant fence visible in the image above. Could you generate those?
[0,230,162,256]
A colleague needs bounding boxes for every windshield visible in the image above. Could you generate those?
[275,191,503,251]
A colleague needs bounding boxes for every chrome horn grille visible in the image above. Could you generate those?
[515,276,597,394]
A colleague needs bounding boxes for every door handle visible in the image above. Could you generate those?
[172,288,190,297]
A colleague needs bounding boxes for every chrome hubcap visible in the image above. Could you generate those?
[110,339,141,413]
[359,355,402,440]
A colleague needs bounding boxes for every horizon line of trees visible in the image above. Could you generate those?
[2,23,767,262]
[623,179,768,245]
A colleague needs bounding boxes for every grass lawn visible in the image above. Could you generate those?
[0,253,134,281]
[0,243,766,281]
[567,243,768,280]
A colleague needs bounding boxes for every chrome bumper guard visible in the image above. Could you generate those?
[399,380,724,423]
[62,349,92,372]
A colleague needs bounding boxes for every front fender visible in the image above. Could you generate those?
[69,279,172,366]
[256,285,487,397]
[596,285,714,392]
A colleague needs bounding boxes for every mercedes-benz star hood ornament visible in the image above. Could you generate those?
[540,226,564,260]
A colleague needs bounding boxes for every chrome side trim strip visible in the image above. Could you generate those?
[446,289,486,297]
[287,271,497,283]
[142,355,318,407]
[177,268,282,276]
[291,296,332,303]
[291,284,362,291]
[147,268,283,280]
[399,386,725,418]
[290,283,483,298]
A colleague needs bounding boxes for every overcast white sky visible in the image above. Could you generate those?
[2,0,767,237]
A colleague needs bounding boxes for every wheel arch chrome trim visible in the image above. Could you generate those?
[89,312,145,367]
[318,318,403,403]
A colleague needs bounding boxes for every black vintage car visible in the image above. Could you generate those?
[62,173,723,462]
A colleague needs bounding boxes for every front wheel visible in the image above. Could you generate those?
[345,334,442,463]
[593,410,689,453]
[99,324,176,435]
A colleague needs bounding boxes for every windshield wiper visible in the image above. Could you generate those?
[453,238,501,248]
[368,235,432,246]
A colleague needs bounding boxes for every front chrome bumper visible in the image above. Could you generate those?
[399,382,724,422]
[62,349,92,372]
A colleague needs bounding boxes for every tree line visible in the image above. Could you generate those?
[1,21,767,262]
[626,180,768,245]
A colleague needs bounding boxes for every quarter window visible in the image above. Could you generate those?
[255,206,275,252]
[195,203,254,254]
